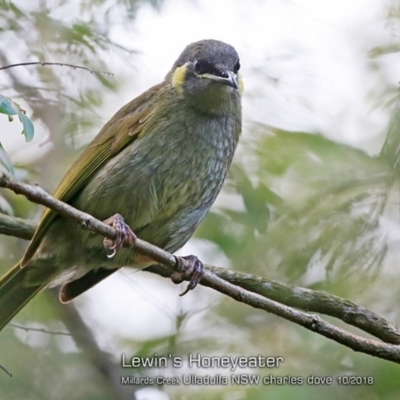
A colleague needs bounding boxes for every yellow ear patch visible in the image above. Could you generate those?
[172,65,187,94]
[238,73,244,96]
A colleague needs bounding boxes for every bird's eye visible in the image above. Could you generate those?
[194,59,214,75]
[233,61,240,74]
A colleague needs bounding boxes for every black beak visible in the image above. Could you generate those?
[219,70,238,89]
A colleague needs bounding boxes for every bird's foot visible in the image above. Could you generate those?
[171,255,204,296]
[103,213,136,258]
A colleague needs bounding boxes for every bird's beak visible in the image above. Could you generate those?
[203,70,239,90]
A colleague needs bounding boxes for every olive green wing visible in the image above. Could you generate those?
[21,83,163,266]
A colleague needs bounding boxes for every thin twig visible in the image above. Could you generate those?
[0,363,12,377]
[8,323,71,336]
[0,62,113,76]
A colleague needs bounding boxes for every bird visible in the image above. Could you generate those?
[0,39,243,331]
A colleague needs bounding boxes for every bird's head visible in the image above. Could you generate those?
[167,39,243,114]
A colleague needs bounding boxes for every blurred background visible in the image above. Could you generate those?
[0,0,400,399]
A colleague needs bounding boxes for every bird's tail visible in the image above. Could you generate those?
[0,263,47,332]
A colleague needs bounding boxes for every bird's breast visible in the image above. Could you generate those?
[75,108,240,252]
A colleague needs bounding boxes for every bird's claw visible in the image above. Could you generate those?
[103,213,136,258]
[171,255,204,296]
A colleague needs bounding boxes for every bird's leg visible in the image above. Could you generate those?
[171,255,205,296]
[102,215,204,294]
[103,213,136,258]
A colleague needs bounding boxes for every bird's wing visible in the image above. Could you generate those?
[21,83,163,266]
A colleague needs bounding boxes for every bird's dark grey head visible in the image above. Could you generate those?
[167,40,242,115]
[174,39,240,77]
[171,39,241,92]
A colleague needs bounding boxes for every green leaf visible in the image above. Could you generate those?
[0,194,14,215]
[0,94,35,141]
[380,92,400,169]
[18,111,34,142]
[0,143,14,175]
[0,94,19,116]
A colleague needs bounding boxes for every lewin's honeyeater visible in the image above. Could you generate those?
[0,39,242,331]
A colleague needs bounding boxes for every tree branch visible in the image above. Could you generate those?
[147,265,400,345]
[0,213,37,240]
[1,174,400,364]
